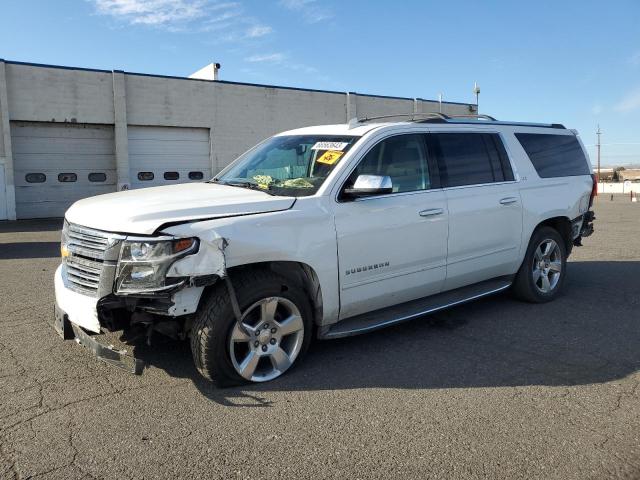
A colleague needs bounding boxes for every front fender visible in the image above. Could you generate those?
[162,199,340,325]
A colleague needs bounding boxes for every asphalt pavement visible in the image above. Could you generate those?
[0,198,639,479]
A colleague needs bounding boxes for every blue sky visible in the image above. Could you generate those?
[1,0,639,165]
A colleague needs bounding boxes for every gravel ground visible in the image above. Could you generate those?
[0,198,639,479]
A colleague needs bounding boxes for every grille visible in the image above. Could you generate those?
[63,223,121,297]
[67,223,110,260]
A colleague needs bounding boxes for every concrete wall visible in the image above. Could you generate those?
[598,182,640,194]
[0,59,475,219]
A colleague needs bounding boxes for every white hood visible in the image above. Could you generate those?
[65,183,295,235]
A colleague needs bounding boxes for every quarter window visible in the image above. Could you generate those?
[515,133,590,178]
[346,134,430,194]
[430,133,511,187]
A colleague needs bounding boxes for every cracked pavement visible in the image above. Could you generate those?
[1,199,639,479]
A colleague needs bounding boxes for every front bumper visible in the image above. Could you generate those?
[54,265,145,374]
[53,300,145,375]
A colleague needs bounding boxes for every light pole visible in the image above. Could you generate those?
[596,125,601,197]
[473,82,480,113]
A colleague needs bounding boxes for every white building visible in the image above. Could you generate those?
[0,59,475,219]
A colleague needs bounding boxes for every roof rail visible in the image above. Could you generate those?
[357,112,450,123]
[448,114,498,121]
[351,113,565,130]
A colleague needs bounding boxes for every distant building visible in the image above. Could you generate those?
[593,168,615,181]
[617,169,640,182]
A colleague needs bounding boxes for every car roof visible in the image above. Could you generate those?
[276,117,569,138]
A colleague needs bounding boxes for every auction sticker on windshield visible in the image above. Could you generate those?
[316,150,344,165]
[311,141,349,151]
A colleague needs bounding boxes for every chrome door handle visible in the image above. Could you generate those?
[419,208,444,217]
[499,197,518,205]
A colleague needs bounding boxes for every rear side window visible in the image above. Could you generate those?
[515,133,590,178]
[430,133,513,187]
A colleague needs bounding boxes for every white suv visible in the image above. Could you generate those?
[54,113,596,385]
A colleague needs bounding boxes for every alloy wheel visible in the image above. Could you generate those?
[228,296,305,382]
[532,239,562,294]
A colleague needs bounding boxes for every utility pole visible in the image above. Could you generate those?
[473,82,481,113]
[596,125,601,196]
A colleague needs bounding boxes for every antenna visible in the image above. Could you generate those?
[473,82,481,112]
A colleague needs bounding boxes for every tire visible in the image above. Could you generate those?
[190,269,313,387]
[512,226,567,303]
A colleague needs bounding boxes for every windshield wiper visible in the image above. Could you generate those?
[215,180,276,196]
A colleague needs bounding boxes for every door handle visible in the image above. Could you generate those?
[419,208,444,217]
[499,197,518,205]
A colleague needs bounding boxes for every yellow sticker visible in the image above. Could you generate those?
[316,150,344,165]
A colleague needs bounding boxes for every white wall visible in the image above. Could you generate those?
[598,182,640,194]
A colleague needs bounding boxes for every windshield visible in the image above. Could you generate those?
[216,135,361,197]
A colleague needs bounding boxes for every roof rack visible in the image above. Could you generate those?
[357,112,450,123]
[448,114,497,121]
[351,112,565,130]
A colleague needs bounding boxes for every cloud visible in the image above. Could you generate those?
[90,0,271,40]
[245,25,272,38]
[629,51,640,67]
[91,0,210,26]
[245,53,286,63]
[278,0,332,23]
[591,104,603,115]
[614,87,640,112]
[244,52,317,76]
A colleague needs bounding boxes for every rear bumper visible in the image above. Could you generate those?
[53,298,145,375]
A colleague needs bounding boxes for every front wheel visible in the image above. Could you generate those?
[190,270,313,386]
[512,226,567,303]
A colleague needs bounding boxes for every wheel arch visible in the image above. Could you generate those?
[215,261,324,327]
[535,216,573,255]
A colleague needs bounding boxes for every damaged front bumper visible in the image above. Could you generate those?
[53,301,146,375]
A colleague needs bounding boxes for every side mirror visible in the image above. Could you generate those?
[344,174,393,198]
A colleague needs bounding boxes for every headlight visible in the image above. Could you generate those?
[115,237,198,294]
[61,220,70,259]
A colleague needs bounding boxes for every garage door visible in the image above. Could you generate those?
[128,126,211,189]
[12,122,116,218]
[0,164,7,220]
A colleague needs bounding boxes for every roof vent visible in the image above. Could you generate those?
[189,62,221,81]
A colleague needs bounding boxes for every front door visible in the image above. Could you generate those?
[333,133,448,319]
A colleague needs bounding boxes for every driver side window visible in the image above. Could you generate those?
[347,134,430,193]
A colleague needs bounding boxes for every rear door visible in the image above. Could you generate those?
[333,133,448,319]
[428,130,523,290]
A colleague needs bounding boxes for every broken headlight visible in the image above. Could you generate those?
[115,237,198,294]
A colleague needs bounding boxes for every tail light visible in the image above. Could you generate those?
[589,174,597,207]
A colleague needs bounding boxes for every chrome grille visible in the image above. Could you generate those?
[65,255,103,295]
[67,224,110,260]
[63,222,122,297]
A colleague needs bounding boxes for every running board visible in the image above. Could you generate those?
[319,276,513,339]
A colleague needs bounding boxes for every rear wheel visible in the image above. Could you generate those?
[512,226,567,303]
[190,270,313,386]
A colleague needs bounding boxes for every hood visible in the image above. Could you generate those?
[65,183,296,235]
